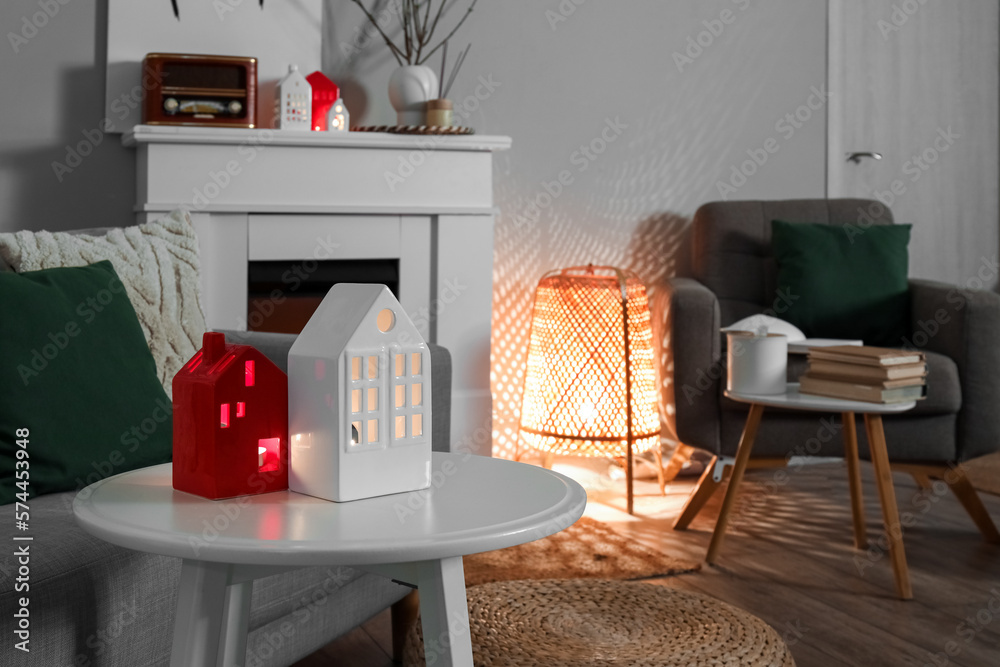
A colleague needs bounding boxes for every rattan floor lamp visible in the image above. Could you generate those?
[516,265,663,514]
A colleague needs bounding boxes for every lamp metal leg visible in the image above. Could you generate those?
[626,440,634,515]
[652,446,667,495]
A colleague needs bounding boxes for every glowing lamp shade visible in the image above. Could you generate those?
[517,266,660,513]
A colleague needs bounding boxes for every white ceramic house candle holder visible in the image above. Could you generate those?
[288,284,432,502]
[327,98,349,132]
[275,64,312,131]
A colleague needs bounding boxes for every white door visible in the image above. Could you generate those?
[828,1,998,286]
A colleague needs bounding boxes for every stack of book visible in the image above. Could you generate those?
[799,345,927,403]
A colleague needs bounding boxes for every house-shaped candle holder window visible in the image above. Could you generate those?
[172,332,289,499]
[288,284,431,502]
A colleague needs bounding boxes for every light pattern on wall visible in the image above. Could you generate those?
[489,98,748,461]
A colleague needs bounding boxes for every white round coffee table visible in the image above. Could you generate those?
[716,383,916,599]
[74,452,587,667]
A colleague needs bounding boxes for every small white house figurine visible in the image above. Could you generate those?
[327,98,350,132]
[275,64,312,131]
[288,284,431,502]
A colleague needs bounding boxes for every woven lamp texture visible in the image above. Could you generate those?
[517,267,659,458]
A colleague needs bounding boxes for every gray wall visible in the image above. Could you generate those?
[1,0,830,458]
[0,1,827,235]
[429,1,830,458]
[1,0,135,232]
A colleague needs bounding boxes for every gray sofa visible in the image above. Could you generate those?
[653,199,1000,536]
[0,331,452,666]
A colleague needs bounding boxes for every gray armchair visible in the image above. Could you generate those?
[652,199,1000,541]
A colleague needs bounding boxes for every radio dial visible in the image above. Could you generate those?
[227,100,243,115]
[163,97,179,114]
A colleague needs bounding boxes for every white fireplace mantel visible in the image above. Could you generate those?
[125,126,511,456]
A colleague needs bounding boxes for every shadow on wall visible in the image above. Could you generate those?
[626,211,692,285]
[321,0,408,125]
[628,212,691,459]
[1,0,135,233]
[1,68,135,233]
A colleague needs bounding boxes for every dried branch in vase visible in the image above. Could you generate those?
[348,0,479,66]
[439,42,471,98]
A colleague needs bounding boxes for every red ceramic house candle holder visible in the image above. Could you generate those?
[172,332,289,499]
[306,71,340,132]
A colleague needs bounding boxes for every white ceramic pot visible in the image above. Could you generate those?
[388,65,439,126]
[726,332,788,395]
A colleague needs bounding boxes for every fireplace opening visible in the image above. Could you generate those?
[248,259,400,334]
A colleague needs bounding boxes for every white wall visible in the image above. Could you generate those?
[2,0,829,457]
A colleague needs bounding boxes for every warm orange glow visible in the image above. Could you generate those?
[258,437,280,472]
[517,266,660,459]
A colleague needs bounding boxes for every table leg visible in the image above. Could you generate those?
[171,560,231,667]
[416,556,473,667]
[864,414,913,600]
[219,580,253,667]
[674,456,725,531]
[942,466,1000,544]
[841,411,867,549]
[706,403,765,565]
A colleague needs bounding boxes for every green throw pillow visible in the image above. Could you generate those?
[0,261,172,505]
[771,220,912,347]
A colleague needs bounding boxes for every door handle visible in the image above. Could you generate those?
[846,152,883,164]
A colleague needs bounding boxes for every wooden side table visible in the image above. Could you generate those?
[712,383,916,599]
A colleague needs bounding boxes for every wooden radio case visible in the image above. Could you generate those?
[142,53,257,128]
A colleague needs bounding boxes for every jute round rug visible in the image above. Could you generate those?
[402,579,795,667]
[463,517,700,586]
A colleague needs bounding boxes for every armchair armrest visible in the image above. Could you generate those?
[217,330,453,452]
[909,279,1000,460]
[649,277,722,452]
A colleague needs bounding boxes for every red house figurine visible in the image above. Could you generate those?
[172,332,288,499]
[306,71,340,131]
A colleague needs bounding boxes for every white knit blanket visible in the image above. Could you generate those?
[0,209,207,397]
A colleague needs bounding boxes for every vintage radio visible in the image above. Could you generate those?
[142,53,257,128]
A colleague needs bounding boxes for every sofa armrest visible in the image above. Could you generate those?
[427,343,452,452]
[909,279,1000,460]
[649,277,722,453]
[217,330,453,452]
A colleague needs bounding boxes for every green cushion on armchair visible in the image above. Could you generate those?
[771,220,912,347]
[0,260,172,504]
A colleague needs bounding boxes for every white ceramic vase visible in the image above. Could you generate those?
[388,65,439,126]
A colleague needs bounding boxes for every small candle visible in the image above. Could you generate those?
[426,99,453,128]
[258,446,267,468]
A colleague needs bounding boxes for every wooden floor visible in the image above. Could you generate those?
[293,459,1000,667]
